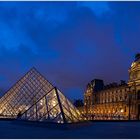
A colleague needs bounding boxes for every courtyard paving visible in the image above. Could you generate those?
[0,120,140,139]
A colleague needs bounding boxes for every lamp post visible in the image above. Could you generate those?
[129,81,137,120]
[133,81,137,120]
[128,87,131,120]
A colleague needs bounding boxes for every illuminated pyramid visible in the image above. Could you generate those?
[19,87,82,123]
[0,68,82,123]
[0,68,54,117]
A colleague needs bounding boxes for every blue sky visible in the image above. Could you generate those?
[0,2,140,101]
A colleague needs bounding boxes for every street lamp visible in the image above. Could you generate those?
[128,87,132,120]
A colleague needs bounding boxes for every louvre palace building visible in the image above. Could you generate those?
[84,54,140,120]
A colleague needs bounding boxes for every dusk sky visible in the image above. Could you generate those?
[0,2,140,101]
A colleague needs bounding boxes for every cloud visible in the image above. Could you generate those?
[0,2,140,100]
[77,1,111,16]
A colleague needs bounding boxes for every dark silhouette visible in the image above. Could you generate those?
[17,111,22,118]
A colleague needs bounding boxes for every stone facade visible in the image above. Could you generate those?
[84,54,140,120]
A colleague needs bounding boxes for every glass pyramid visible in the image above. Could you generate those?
[0,68,54,118]
[19,88,82,123]
[0,68,82,123]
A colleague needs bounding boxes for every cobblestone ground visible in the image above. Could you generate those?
[0,121,140,139]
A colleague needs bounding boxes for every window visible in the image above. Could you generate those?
[137,90,140,100]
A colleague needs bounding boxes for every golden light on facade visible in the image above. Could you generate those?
[131,62,135,68]
[121,109,124,113]
[83,54,140,120]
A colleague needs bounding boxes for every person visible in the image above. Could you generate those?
[17,111,22,118]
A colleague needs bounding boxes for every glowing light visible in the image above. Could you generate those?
[40,100,43,105]
[19,107,22,111]
[131,62,135,67]
[25,106,29,110]
[52,100,56,106]
[121,109,124,113]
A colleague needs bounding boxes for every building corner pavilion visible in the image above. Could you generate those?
[84,54,140,120]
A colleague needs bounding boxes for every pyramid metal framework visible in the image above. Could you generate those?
[0,68,82,123]
[19,88,82,123]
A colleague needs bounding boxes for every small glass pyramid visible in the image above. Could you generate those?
[0,68,82,123]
